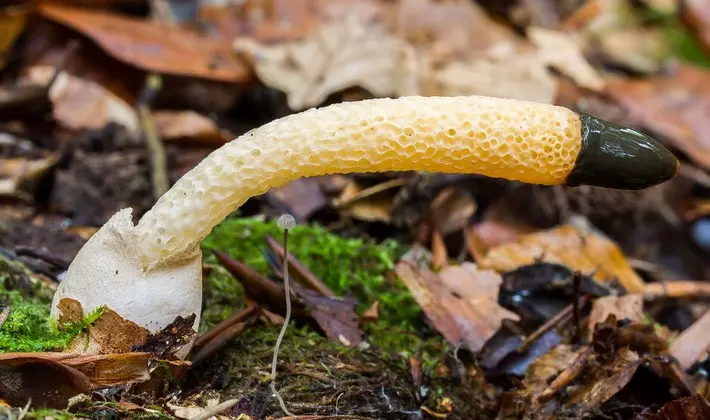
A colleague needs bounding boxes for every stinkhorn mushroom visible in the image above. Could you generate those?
[50,95,678,339]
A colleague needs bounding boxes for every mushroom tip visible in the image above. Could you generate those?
[566,113,679,190]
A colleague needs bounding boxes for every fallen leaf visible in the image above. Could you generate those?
[608,65,710,169]
[38,4,250,83]
[479,224,646,293]
[395,261,519,352]
[60,300,151,356]
[333,178,407,223]
[0,152,58,202]
[0,353,92,408]
[234,1,413,110]
[587,294,643,340]
[565,347,643,408]
[523,344,584,396]
[527,26,605,91]
[670,309,710,369]
[391,0,516,61]
[470,219,536,249]
[295,284,363,347]
[152,110,232,145]
[61,353,151,388]
[25,66,139,133]
[267,178,327,221]
[430,187,476,236]
[433,46,558,103]
[361,301,379,321]
[168,398,231,420]
[635,393,710,420]
[431,229,448,269]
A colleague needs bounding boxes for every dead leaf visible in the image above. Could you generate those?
[587,294,643,340]
[25,66,139,133]
[168,398,231,420]
[635,394,710,420]
[608,65,710,170]
[235,1,413,110]
[0,353,92,409]
[60,300,151,356]
[267,178,327,221]
[333,178,407,223]
[431,229,448,269]
[430,187,476,235]
[470,219,536,249]
[527,26,605,91]
[153,110,232,145]
[131,314,197,360]
[671,309,710,369]
[565,347,642,408]
[361,301,379,321]
[61,353,151,388]
[391,0,516,61]
[38,4,250,83]
[479,224,646,293]
[523,344,584,396]
[433,46,558,103]
[0,306,9,329]
[0,152,58,202]
[395,261,519,352]
[295,284,363,347]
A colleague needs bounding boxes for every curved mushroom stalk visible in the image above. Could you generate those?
[50,209,202,334]
[49,95,679,357]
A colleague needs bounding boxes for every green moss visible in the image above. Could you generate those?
[199,263,246,332]
[201,216,419,326]
[0,255,103,353]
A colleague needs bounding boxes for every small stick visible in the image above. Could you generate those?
[137,73,170,198]
[644,281,710,300]
[271,214,296,416]
[572,271,583,344]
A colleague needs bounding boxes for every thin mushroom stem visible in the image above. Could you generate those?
[271,214,296,416]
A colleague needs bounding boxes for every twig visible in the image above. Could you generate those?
[644,280,710,300]
[272,214,296,416]
[137,73,170,198]
[189,398,241,420]
[572,272,582,344]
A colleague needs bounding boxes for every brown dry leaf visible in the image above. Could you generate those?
[59,299,151,355]
[433,46,558,103]
[391,0,516,62]
[362,301,379,321]
[268,178,327,221]
[0,152,59,201]
[586,294,643,340]
[636,394,710,420]
[527,26,605,91]
[395,261,519,352]
[523,344,584,396]
[38,4,250,83]
[670,309,710,369]
[608,65,710,169]
[234,1,414,110]
[471,219,536,249]
[479,224,646,292]
[0,353,92,408]
[333,178,407,223]
[430,187,476,235]
[152,110,231,146]
[61,353,151,388]
[431,229,448,269]
[0,1,34,67]
[296,285,363,347]
[26,66,139,133]
[564,347,643,408]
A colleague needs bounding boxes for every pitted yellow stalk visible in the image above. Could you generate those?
[134,95,583,269]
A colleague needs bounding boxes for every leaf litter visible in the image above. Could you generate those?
[2,0,710,418]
